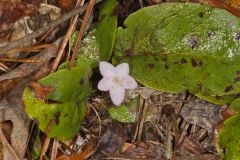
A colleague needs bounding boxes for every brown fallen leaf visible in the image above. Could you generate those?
[120,142,167,160]
[0,120,13,143]
[0,0,41,42]
[0,100,29,159]
[180,137,203,155]
[57,142,95,160]
[55,0,74,11]
[89,122,128,159]
[0,129,21,160]
[176,154,221,160]
[200,0,240,17]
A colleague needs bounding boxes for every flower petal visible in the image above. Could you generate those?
[99,61,115,78]
[98,78,113,91]
[109,87,125,106]
[116,63,129,76]
[122,75,137,89]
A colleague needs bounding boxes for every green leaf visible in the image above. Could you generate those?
[23,63,91,140]
[39,64,91,103]
[96,0,118,61]
[108,99,138,123]
[71,29,100,68]
[113,3,240,100]
[196,93,238,105]
[219,113,240,160]
[230,98,240,112]
[115,53,240,98]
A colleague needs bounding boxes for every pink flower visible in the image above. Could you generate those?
[98,61,137,106]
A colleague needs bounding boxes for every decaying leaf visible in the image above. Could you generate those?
[180,98,224,141]
[0,100,29,159]
[0,0,40,39]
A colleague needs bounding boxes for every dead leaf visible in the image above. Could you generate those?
[0,0,41,39]
[91,122,128,159]
[176,154,221,160]
[0,99,29,159]
[55,0,74,11]
[0,120,13,143]
[180,137,203,155]
[120,142,167,160]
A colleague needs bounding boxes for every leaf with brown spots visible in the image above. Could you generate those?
[23,61,92,140]
[115,53,240,99]
[113,3,240,104]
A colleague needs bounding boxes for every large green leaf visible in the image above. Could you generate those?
[219,113,240,160]
[114,53,240,98]
[96,0,118,61]
[23,63,91,140]
[113,2,240,100]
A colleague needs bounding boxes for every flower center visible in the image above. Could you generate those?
[112,76,123,86]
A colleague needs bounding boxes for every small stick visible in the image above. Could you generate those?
[40,136,51,160]
[0,58,42,63]
[136,99,149,141]
[166,120,173,160]
[0,63,10,72]
[177,123,190,147]
[133,96,144,142]
[69,0,96,67]
[51,0,85,72]
[36,28,56,44]
[7,44,52,54]
[51,139,59,160]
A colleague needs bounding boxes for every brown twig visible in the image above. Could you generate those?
[40,136,51,160]
[166,120,173,160]
[133,96,144,142]
[51,0,85,72]
[7,44,52,54]
[36,28,56,44]
[0,58,42,63]
[0,63,10,72]
[51,139,59,160]
[0,0,103,55]
[69,0,96,68]
[136,99,149,141]
[201,0,240,17]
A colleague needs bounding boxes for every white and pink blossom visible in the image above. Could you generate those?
[98,61,137,106]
